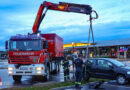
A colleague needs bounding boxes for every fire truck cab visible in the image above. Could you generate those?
[6,33,62,81]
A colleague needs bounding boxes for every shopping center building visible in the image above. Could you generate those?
[63,38,130,59]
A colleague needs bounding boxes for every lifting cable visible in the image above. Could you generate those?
[85,10,98,76]
[86,10,98,60]
[85,10,98,79]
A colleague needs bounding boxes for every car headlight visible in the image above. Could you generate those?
[35,67,43,70]
[127,71,130,74]
[8,67,13,70]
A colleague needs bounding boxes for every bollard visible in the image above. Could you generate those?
[0,76,2,87]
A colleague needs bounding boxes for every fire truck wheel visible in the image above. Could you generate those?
[57,64,60,72]
[13,75,22,82]
[45,67,50,81]
[54,64,59,74]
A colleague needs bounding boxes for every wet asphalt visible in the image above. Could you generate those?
[0,60,75,89]
[53,83,130,90]
[0,60,130,89]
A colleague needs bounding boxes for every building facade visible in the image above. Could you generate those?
[63,38,130,59]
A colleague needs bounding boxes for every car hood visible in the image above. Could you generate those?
[120,66,130,71]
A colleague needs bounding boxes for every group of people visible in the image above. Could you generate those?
[62,55,84,88]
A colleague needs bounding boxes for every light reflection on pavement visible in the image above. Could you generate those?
[0,61,75,89]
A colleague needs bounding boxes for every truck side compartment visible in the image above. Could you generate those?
[41,33,63,60]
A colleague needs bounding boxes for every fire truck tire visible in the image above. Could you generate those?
[57,64,60,72]
[53,64,59,74]
[13,75,22,82]
[45,67,50,81]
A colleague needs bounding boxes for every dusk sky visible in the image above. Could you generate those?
[0,0,130,50]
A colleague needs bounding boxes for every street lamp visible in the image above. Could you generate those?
[72,42,74,53]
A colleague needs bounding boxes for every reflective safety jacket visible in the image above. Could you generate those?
[62,59,69,70]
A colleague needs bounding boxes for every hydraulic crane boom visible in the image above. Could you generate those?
[32,1,93,34]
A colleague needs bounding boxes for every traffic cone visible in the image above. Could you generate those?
[0,77,2,87]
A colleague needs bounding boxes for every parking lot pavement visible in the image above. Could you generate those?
[1,60,130,89]
[0,62,8,69]
[0,63,75,89]
[53,83,130,90]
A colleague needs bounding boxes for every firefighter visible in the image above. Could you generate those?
[74,55,84,88]
[62,56,70,81]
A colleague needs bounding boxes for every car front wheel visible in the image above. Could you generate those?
[116,75,126,85]
[13,75,22,82]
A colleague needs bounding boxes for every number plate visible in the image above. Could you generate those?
[20,67,28,70]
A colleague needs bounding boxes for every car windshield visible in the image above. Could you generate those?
[109,59,125,67]
[9,40,41,51]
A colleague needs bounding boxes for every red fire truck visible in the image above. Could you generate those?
[5,1,95,82]
[7,33,63,81]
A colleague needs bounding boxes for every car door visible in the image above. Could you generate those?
[97,59,115,79]
[86,59,98,77]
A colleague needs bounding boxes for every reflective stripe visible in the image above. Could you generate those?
[78,82,81,84]
[75,82,78,84]
[75,82,81,85]
[63,67,69,70]
[62,61,69,65]
[0,77,1,82]
[64,75,69,77]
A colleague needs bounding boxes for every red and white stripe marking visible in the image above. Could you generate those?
[0,77,3,87]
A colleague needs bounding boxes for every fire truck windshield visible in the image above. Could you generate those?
[9,40,41,51]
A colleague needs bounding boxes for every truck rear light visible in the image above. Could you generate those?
[8,67,13,71]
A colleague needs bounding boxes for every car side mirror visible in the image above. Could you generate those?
[5,40,8,50]
[109,65,114,69]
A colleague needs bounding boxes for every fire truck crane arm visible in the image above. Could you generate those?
[32,1,93,34]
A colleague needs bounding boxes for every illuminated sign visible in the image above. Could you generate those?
[63,43,92,48]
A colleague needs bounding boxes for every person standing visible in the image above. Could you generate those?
[74,55,84,88]
[62,56,69,81]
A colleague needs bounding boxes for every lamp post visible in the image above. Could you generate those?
[72,42,75,53]
[72,41,75,79]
